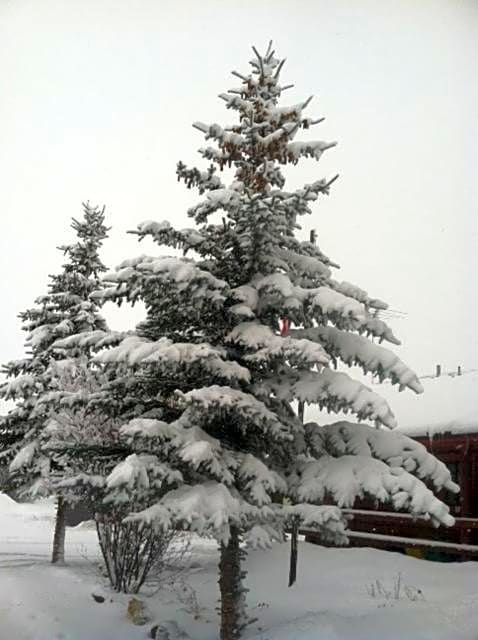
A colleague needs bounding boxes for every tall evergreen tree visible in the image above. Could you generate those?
[0,203,110,562]
[64,46,458,639]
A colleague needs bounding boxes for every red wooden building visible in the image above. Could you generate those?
[304,370,478,559]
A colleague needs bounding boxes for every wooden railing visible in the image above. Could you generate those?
[302,509,478,558]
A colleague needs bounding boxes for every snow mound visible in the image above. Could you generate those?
[0,492,19,513]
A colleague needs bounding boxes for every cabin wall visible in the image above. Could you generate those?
[304,430,478,559]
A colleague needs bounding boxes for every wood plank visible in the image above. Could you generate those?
[346,530,478,554]
[341,509,478,528]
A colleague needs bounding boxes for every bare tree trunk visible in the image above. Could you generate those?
[219,526,247,640]
[51,496,66,564]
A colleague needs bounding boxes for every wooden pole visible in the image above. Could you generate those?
[287,229,317,587]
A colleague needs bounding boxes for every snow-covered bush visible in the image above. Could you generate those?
[366,572,424,606]
[95,516,181,594]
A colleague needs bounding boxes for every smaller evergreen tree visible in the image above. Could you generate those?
[0,203,110,562]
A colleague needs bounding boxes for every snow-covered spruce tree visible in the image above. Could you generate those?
[0,203,109,563]
[79,45,457,639]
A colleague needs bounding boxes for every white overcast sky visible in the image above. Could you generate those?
[1,0,477,379]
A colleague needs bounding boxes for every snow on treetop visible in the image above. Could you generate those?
[266,100,309,122]
[287,140,337,163]
[206,187,243,206]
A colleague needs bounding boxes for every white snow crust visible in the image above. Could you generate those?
[1,496,477,640]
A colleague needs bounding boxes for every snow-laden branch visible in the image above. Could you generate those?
[56,472,106,489]
[226,322,329,367]
[122,417,234,485]
[178,385,293,441]
[286,140,337,163]
[238,453,287,506]
[193,121,246,148]
[95,335,251,383]
[134,220,207,251]
[291,326,422,393]
[305,421,459,493]
[188,184,246,221]
[53,330,127,352]
[276,248,331,279]
[124,481,273,544]
[297,455,454,527]
[9,440,38,471]
[281,503,348,544]
[1,374,38,400]
[105,453,183,495]
[330,280,388,311]
[122,414,290,505]
[309,287,399,344]
[96,255,229,306]
[255,367,396,428]
[250,274,398,344]
[245,504,348,549]
[126,419,237,484]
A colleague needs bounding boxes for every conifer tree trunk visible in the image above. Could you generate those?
[219,526,246,640]
[51,495,66,564]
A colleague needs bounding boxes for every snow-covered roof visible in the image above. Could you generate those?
[379,371,478,437]
[307,370,478,438]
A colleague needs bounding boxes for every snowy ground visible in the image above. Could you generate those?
[1,494,477,640]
